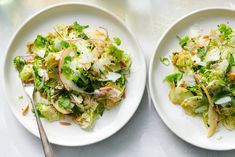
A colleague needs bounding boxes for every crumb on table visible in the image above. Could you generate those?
[18,96,23,99]
[217,136,222,140]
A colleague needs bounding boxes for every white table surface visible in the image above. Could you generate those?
[1,0,235,156]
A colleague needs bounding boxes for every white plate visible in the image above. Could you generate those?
[149,8,235,150]
[3,2,146,146]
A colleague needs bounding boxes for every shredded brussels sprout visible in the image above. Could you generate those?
[163,24,235,137]
[14,21,131,128]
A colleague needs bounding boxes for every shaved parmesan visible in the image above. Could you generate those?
[197,36,210,47]
[217,60,229,72]
[71,94,83,104]
[205,47,220,62]
[92,56,112,73]
[102,72,121,82]
[75,41,90,54]
[215,96,231,105]
[79,52,94,64]
[83,27,107,41]
[178,73,196,87]
[35,48,46,58]
[192,55,206,66]
[54,39,62,50]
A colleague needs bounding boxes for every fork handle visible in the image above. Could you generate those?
[29,98,54,157]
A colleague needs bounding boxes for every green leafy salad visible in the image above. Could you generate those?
[163,24,235,137]
[13,21,131,128]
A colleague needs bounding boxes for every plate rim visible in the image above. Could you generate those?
[148,7,235,151]
[2,2,146,146]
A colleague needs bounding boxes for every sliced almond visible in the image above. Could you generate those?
[228,72,235,81]
[59,121,71,126]
[99,86,112,91]
[27,42,34,54]
[203,35,209,39]
[22,105,29,116]
[23,78,34,84]
[120,60,127,67]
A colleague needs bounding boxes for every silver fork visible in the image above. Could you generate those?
[22,83,54,157]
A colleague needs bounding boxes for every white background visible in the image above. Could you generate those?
[1,0,235,156]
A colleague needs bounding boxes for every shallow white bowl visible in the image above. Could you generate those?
[149,8,235,150]
[3,2,146,146]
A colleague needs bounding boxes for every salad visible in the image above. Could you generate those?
[13,21,131,128]
[163,24,235,137]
